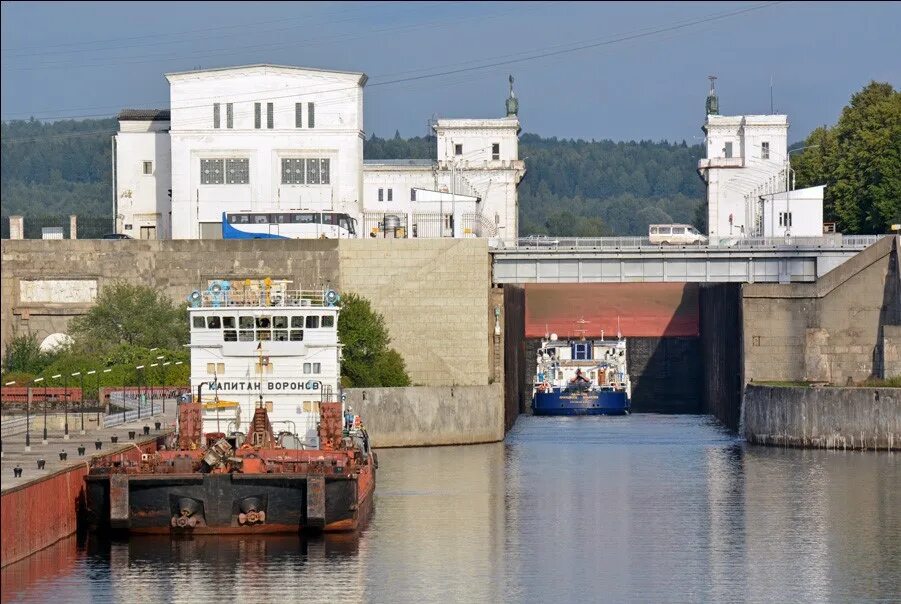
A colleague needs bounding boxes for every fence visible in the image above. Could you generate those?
[362,211,496,238]
[2,215,114,239]
[492,234,888,250]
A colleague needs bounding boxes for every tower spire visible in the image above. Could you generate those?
[505,74,519,117]
[706,75,719,116]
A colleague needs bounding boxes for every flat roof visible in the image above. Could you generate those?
[165,63,367,85]
[118,109,171,121]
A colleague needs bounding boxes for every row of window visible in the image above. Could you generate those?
[205,361,322,374]
[721,141,770,159]
[199,158,331,185]
[213,102,315,130]
[193,315,335,329]
[778,211,793,227]
[227,212,347,226]
[453,143,501,160]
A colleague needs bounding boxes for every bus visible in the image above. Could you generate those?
[222,212,357,239]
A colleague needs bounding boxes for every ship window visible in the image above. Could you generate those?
[257,330,272,341]
[239,330,254,342]
[256,317,271,328]
[492,143,500,160]
[290,329,304,341]
[572,342,592,360]
[273,316,288,329]
[239,316,255,329]
[305,316,319,329]
[224,330,237,342]
[193,316,206,328]
[321,315,334,328]
[274,330,288,341]
[313,362,321,374]
[207,363,215,374]
[291,316,304,328]
[222,316,236,328]
[266,401,274,412]
[206,316,221,329]
[303,362,311,374]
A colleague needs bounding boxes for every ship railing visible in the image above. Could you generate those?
[193,288,338,309]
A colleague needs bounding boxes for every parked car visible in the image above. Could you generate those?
[520,235,560,248]
[101,233,133,240]
[648,224,707,245]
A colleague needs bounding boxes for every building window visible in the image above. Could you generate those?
[254,103,261,129]
[226,103,233,128]
[761,141,769,159]
[142,161,153,175]
[295,102,303,128]
[213,103,221,129]
[124,224,132,230]
[320,158,330,184]
[572,342,592,361]
[378,188,384,202]
[411,189,416,201]
[455,144,463,156]
[387,188,393,201]
[306,158,321,184]
[492,143,500,160]
[200,159,224,184]
[267,102,274,129]
[779,212,793,227]
[282,158,305,184]
[308,102,315,128]
[724,142,733,158]
[225,158,249,184]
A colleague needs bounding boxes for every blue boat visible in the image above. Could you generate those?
[532,333,631,416]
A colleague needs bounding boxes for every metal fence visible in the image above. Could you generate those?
[361,211,497,238]
[492,234,889,250]
[2,215,114,239]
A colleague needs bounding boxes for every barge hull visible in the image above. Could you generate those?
[532,391,630,416]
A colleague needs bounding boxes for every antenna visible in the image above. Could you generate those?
[617,316,622,340]
[770,75,774,114]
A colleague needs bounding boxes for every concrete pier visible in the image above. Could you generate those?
[0,402,176,567]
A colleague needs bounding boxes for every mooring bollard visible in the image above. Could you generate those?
[111,435,119,444]
[59,450,68,461]
[78,445,86,456]
[129,430,136,440]
[13,465,23,477]
[143,426,150,436]
[37,459,46,470]
[95,440,103,450]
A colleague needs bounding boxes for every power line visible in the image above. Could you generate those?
[1,1,786,140]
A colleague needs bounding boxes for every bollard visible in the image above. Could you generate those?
[111,436,119,443]
[95,440,103,450]
[143,426,150,436]
[155,421,161,431]
[14,465,23,478]
[129,430,136,440]
[78,445,86,456]
[37,459,46,470]
[59,450,68,461]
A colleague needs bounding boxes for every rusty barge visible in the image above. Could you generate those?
[84,280,375,534]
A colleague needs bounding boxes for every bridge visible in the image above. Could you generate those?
[489,235,886,284]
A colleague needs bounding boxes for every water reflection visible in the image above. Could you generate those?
[2,415,898,603]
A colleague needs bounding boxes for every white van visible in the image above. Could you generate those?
[649,224,707,245]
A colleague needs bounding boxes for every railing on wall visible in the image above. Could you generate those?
[491,234,889,250]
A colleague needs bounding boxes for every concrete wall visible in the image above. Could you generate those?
[2,238,493,389]
[744,235,900,384]
[344,384,504,447]
[700,283,744,430]
[338,239,491,386]
[1,239,340,356]
[627,337,701,413]
[502,284,526,429]
[743,384,900,450]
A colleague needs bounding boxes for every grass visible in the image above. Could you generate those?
[750,376,901,388]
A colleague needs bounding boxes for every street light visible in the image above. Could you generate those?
[86,370,97,431]
[162,362,171,414]
[72,372,84,434]
[136,365,145,419]
[101,368,112,425]
[150,363,159,416]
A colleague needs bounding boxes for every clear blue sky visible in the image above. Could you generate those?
[2,1,898,143]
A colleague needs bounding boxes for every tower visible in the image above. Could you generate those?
[505,75,519,117]
[706,75,719,116]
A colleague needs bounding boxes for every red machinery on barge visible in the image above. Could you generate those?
[85,397,375,534]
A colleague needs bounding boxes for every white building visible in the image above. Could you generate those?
[114,64,524,240]
[758,185,826,237]
[696,79,824,240]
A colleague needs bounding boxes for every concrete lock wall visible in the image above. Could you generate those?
[344,385,504,447]
[338,239,492,386]
[743,385,900,450]
[743,235,901,384]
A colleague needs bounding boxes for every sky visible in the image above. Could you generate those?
[1,1,899,144]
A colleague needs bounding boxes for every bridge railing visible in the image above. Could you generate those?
[490,234,887,251]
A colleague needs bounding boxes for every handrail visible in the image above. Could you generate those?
[491,234,887,251]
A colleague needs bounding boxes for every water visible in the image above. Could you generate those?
[3,414,899,603]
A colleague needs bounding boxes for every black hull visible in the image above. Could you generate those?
[84,471,372,534]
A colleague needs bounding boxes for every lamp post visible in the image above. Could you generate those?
[162,362,171,414]
[101,368,112,425]
[48,374,61,442]
[63,372,70,439]
[72,372,84,434]
[149,363,159,416]
[86,370,96,432]
[136,365,145,419]
[32,377,45,444]
[122,366,128,424]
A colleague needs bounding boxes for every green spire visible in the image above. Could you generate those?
[706,75,719,116]
[506,74,519,117]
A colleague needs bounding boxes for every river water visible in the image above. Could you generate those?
[3,414,899,603]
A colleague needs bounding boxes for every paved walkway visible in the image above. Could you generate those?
[1,401,177,493]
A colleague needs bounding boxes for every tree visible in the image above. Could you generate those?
[1,333,54,374]
[793,82,901,233]
[68,282,188,353]
[337,293,411,387]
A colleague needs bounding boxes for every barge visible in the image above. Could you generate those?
[85,279,375,534]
